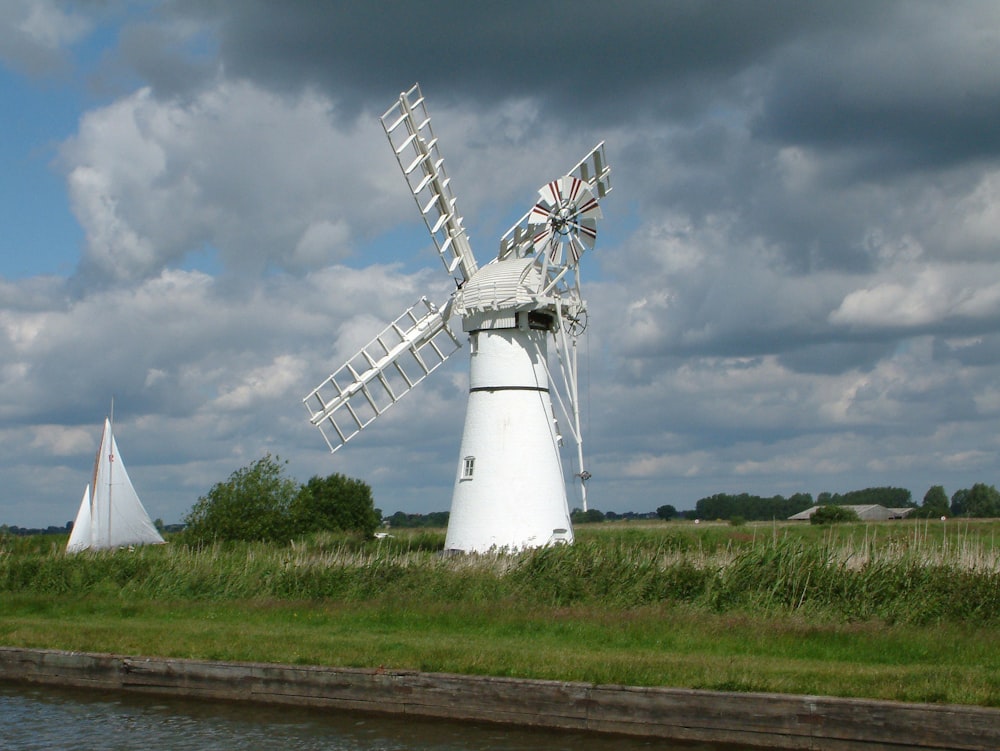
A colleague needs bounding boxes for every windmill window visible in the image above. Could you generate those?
[462,456,475,480]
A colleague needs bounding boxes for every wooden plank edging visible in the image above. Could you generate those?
[1,647,997,750]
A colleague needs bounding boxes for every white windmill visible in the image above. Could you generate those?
[303,84,610,553]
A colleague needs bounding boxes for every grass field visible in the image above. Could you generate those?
[3,519,1000,706]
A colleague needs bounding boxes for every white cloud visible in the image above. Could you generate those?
[28,424,92,456]
[60,81,390,283]
[211,354,308,412]
[17,0,89,49]
[830,264,1000,330]
[293,220,351,268]
[936,170,1000,258]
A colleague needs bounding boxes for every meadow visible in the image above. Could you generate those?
[2,519,1000,706]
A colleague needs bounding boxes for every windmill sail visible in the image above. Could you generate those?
[304,297,461,452]
[381,83,479,283]
[66,417,165,552]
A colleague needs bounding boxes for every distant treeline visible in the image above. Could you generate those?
[572,509,659,524]
[2,520,181,538]
[694,493,816,522]
[7,482,998,537]
[817,487,913,507]
[0,523,72,537]
[690,485,1000,521]
[384,509,661,528]
[694,487,915,522]
[385,511,451,528]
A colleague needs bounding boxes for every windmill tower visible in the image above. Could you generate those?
[303,84,610,553]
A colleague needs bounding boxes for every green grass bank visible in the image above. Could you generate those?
[3,519,1000,706]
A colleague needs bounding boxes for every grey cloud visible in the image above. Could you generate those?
[0,0,90,75]
[118,21,217,98]
[933,333,1000,367]
[158,0,881,123]
[753,3,1000,174]
[777,341,894,375]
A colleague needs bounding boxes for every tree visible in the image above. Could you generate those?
[386,511,450,528]
[818,487,913,508]
[656,504,677,520]
[571,508,605,524]
[964,483,1000,518]
[810,505,860,525]
[694,492,813,521]
[852,486,912,507]
[950,488,969,517]
[183,454,298,544]
[291,473,381,538]
[788,492,814,508]
[919,485,949,518]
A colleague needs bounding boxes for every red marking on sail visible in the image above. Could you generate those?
[529,202,552,222]
[576,197,600,218]
[567,177,583,203]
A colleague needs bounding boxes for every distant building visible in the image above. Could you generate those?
[788,504,914,521]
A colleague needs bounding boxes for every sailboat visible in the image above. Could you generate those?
[66,415,165,553]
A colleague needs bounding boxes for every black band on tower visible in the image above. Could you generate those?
[469,386,550,393]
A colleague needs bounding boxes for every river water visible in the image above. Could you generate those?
[1,682,734,750]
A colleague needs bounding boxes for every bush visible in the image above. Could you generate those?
[571,508,606,524]
[810,505,860,525]
[183,454,299,544]
[182,456,381,544]
[963,483,1000,518]
[292,473,381,538]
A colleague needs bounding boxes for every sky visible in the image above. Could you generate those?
[2,1,999,528]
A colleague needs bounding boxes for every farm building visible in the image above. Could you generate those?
[788,504,914,521]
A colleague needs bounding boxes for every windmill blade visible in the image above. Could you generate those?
[381,84,479,283]
[573,141,612,200]
[498,141,611,261]
[303,298,462,453]
[526,176,602,266]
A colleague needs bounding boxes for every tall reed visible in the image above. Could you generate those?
[3,521,999,625]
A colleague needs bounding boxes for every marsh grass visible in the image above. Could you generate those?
[3,520,1000,705]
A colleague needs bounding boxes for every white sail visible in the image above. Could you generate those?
[66,417,165,552]
[65,484,92,553]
